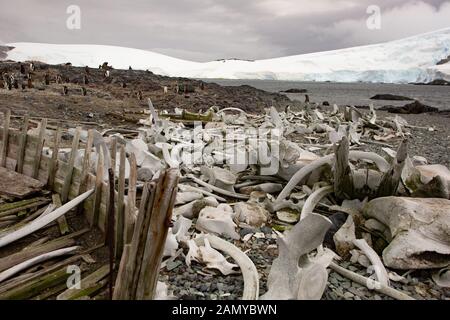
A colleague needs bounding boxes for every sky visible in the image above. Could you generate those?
[0,0,449,62]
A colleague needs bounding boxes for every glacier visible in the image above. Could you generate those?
[3,27,450,84]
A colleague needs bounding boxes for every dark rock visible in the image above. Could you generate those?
[239,228,254,237]
[323,212,348,250]
[322,101,330,106]
[370,94,413,101]
[379,101,438,114]
[280,88,308,93]
[420,79,450,86]
[261,226,272,235]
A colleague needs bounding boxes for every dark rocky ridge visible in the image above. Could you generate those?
[370,94,414,101]
[0,60,292,127]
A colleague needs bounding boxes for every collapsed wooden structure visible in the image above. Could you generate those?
[0,109,178,300]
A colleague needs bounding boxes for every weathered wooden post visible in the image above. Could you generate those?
[113,169,179,300]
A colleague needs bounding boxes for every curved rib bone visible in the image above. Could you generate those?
[353,238,389,287]
[187,175,250,200]
[0,189,94,249]
[0,246,79,283]
[329,262,414,300]
[277,151,389,201]
[300,186,333,220]
[194,234,260,300]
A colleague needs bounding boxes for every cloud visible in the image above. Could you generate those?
[317,1,450,48]
[0,0,449,61]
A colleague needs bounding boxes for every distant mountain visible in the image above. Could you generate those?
[3,28,450,83]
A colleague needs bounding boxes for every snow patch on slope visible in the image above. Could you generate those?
[4,28,450,83]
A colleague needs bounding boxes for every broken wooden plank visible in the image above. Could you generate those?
[334,137,354,200]
[32,118,47,179]
[0,167,45,198]
[113,169,179,300]
[125,152,137,244]
[92,148,104,227]
[0,245,99,296]
[57,264,109,300]
[116,145,126,260]
[16,115,29,174]
[52,194,69,235]
[0,197,50,218]
[61,127,81,203]
[77,129,94,214]
[0,189,94,249]
[0,109,11,168]
[135,169,179,299]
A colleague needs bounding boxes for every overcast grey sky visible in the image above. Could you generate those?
[0,0,449,61]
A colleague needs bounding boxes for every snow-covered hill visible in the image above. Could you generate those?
[3,28,450,83]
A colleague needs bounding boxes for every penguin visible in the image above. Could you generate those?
[44,73,50,85]
[63,86,68,95]
[20,63,25,74]
[81,87,87,96]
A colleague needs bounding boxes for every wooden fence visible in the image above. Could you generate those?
[0,110,138,244]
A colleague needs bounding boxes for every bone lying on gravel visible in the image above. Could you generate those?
[193,234,259,300]
[196,206,240,240]
[364,197,450,269]
[261,213,334,300]
[186,237,239,276]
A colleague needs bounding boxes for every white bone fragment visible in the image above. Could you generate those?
[239,183,283,195]
[261,213,333,300]
[234,202,269,228]
[329,263,414,300]
[300,185,333,220]
[175,191,203,205]
[196,207,240,240]
[163,230,179,258]
[277,151,389,201]
[173,197,218,219]
[353,238,390,287]
[172,216,192,243]
[333,215,356,257]
[194,234,259,300]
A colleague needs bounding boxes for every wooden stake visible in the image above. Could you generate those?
[107,168,115,300]
[17,115,29,173]
[125,152,137,244]
[77,129,94,214]
[32,118,48,179]
[47,126,62,189]
[334,137,354,200]
[112,170,179,300]
[135,170,178,299]
[61,127,81,203]
[1,110,11,168]
[52,194,69,235]
[92,148,104,228]
[116,145,126,260]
